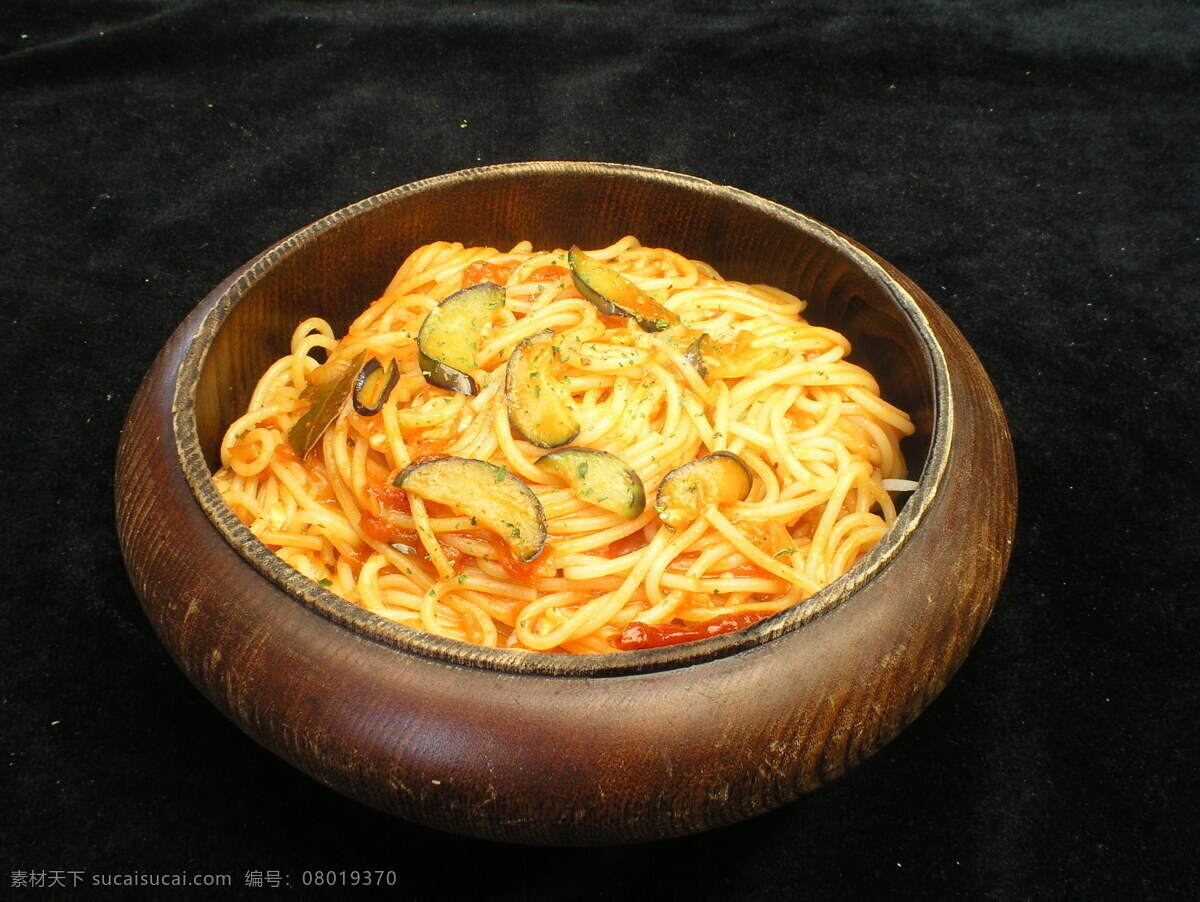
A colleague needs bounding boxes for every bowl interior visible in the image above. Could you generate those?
[184,162,942,675]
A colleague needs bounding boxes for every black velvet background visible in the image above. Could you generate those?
[2,1,1197,898]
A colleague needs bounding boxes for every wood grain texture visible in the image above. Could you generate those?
[115,162,1016,844]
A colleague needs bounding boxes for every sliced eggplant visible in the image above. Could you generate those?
[288,352,366,455]
[505,330,579,449]
[683,332,717,380]
[568,246,680,333]
[417,282,505,395]
[535,448,646,519]
[395,456,547,562]
[655,451,753,530]
[352,357,399,416]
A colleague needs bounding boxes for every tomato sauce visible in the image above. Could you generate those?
[495,541,554,581]
[440,542,471,572]
[360,480,416,545]
[359,512,418,547]
[274,443,299,465]
[228,443,259,466]
[726,561,775,579]
[359,513,474,574]
[611,610,772,651]
[462,260,521,287]
[603,530,650,558]
[364,482,411,517]
[529,264,570,283]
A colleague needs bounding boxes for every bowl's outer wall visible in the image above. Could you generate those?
[116,163,1016,844]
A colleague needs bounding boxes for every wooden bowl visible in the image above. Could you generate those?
[116,161,1016,844]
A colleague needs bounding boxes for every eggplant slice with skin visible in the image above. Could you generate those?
[535,448,646,519]
[505,330,580,449]
[417,282,505,395]
[395,456,547,562]
[353,357,400,416]
[568,246,680,333]
[655,451,753,530]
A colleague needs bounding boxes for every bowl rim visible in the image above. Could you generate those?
[172,160,952,677]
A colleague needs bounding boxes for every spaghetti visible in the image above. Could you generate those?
[213,237,915,653]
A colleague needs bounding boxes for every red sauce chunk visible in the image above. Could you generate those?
[364,482,411,517]
[274,443,300,465]
[359,513,418,548]
[603,530,650,559]
[360,481,414,545]
[440,542,471,573]
[497,540,554,581]
[529,264,570,283]
[611,610,772,651]
[462,260,520,287]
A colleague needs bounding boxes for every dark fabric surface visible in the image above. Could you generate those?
[2,1,1197,898]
